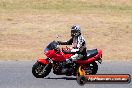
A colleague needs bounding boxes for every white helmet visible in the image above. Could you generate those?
[71,25,81,37]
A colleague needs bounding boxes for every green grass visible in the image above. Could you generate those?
[0,0,132,13]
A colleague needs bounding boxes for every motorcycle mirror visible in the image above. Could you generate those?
[56,35,61,38]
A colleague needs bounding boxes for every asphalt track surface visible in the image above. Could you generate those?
[0,61,131,88]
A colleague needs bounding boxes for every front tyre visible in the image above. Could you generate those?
[32,62,52,78]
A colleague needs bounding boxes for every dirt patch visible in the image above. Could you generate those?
[0,0,132,61]
[0,11,132,61]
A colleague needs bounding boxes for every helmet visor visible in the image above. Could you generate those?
[71,30,77,36]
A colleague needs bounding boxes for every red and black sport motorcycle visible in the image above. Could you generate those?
[32,41,102,78]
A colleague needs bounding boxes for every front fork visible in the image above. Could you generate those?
[37,58,53,72]
[42,64,49,73]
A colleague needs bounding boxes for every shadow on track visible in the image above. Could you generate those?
[45,77,76,80]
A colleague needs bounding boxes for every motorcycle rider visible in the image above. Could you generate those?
[57,25,87,64]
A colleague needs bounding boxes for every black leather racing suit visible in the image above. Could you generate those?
[58,35,87,61]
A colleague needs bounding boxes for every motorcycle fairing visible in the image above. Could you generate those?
[37,58,49,64]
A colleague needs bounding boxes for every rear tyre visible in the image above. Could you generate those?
[77,76,87,86]
[32,62,52,78]
[83,62,98,74]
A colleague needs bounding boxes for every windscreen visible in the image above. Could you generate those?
[44,41,58,52]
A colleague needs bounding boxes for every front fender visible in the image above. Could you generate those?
[37,58,49,64]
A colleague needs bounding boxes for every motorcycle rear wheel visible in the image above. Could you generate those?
[32,62,52,78]
[83,62,98,75]
[76,76,87,86]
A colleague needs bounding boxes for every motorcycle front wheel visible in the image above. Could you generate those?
[32,62,52,78]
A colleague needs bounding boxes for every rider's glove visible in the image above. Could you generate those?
[71,49,79,52]
[62,49,71,54]
[62,49,76,54]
